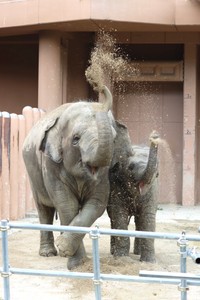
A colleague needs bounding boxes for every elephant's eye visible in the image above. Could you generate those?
[72,135,80,146]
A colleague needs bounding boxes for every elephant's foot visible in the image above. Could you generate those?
[55,233,84,257]
[67,246,87,270]
[40,231,57,256]
[67,255,87,270]
[55,234,76,257]
[140,251,156,263]
[113,249,129,257]
[139,239,156,263]
[39,244,57,257]
[113,255,134,265]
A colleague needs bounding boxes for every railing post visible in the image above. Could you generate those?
[177,231,189,300]
[90,226,102,300]
[1,220,11,300]
[10,114,19,220]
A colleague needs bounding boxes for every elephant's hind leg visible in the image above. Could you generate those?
[36,203,57,257]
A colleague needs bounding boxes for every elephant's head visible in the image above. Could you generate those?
[128,131,159,195]
[109,123,159,196]
[39,86,116,179]
[109,121,135,186]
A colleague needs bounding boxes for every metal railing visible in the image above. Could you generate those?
[1,219,200,300]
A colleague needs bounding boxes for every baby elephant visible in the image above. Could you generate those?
[107,121,159,262]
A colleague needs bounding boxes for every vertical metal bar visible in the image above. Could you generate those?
[178,231,189,300]
[1,220,10,300]
[90,226,102,300]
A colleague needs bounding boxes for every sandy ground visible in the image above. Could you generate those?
[1,204,200,300]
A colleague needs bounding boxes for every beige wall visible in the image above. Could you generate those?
[115,80,183,205]
[182,44,197,205]
[196,46,200,205]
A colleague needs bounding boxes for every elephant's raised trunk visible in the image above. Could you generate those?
[141,131,159,184]
[89,111,114,167]
[100,85,113,112]
[88,86,114,167]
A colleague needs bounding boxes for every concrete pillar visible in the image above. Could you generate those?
[38,31,62,111]
[182,44,197,205]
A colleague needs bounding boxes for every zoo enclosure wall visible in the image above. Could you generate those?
[0,107,45,220]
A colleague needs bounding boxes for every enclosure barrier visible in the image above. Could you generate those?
[1,220,200,300]
[0,107,45,221]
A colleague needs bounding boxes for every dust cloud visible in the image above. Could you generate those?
[157,137,177,203]
[85,31,177,204]
[85,31,136,92]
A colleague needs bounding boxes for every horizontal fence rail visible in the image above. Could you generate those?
[1,220,200,300]
[0,107,45,220]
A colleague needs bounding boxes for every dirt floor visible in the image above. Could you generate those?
[1,204,200,300]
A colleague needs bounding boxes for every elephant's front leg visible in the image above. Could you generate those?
[134,209,156,263]
[56,196,107,259]
[67,241,87,270]
[109,206,130,257]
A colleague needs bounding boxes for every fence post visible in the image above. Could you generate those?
[178,231,189,300]
[18,114,26,219]
[0,112,2,220]
[1,219,11,300]
[90,226,102,300]
[10,114,19,220]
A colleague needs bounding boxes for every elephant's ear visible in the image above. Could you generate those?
[39,118,63,163]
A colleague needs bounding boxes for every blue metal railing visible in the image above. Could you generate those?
[1,219,200,300]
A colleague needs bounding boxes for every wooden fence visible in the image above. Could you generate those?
[0,107,45,220]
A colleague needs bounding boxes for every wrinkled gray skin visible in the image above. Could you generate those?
[23,86,116,270]
[107,121,159,262]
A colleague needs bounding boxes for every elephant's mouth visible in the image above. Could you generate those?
[138,181,145,195]
[80,159,99,177]
[86,164,99,176]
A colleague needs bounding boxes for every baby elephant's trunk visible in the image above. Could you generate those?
[142,131,159,184]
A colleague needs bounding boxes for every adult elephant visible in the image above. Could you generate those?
[22,86,116,270]
[107,121,159,262]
